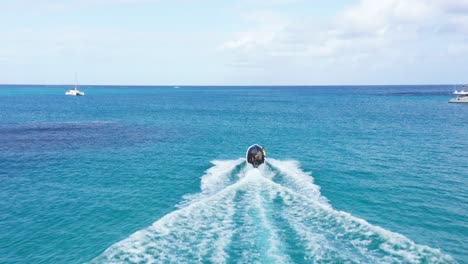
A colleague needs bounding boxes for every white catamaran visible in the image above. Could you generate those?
[65,76,85,96]
[449,86,468,103]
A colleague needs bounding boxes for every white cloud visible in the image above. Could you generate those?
[436,0,468,14]
[336,0,436,37]
[219,0,468,84]
[447,42,468,56]
[1,0,467,84]
[1,0,159,15]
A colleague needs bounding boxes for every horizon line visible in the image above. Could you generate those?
[0,83,462,87]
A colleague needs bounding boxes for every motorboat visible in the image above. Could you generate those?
[246,144,266,168]
[449,88,468,103]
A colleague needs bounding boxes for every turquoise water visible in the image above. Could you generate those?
[0,85,466,263]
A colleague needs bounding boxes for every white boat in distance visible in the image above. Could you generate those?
[65,77,85,96]
[449,86,468,103]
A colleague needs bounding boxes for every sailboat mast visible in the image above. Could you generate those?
[74,73,78,90]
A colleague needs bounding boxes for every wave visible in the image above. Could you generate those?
[91,159,454,263]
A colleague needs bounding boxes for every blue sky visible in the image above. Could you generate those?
[1,0,467,85]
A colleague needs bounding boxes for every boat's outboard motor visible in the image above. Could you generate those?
[246,144,266,168]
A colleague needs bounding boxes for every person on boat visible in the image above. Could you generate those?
[248,148,258,164]
[254,149,263,161]
[246,144,266,167]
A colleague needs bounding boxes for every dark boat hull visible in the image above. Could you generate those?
[246,144,265,168]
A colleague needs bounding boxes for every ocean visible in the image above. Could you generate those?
[0,85,466,263]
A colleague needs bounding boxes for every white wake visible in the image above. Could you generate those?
[91,159,454,263]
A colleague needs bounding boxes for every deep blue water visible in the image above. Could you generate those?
[0,85,466,263]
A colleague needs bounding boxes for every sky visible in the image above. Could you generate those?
[1,0,467,85]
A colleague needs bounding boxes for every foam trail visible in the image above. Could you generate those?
[200,159,244,195]
[92,159,455,264]
[93,176,240,263]
[178,158,244,207]
[267,158,327,204]
[226,169,290,263]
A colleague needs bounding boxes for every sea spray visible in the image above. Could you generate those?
[92,160,455,263]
